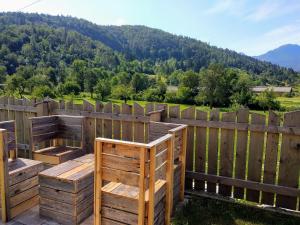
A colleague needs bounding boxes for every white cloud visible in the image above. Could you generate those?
[247,0,300,22]
[112,17,127,26]
[205,0,248,16]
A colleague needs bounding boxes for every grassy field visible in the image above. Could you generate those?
[172,197,300,225]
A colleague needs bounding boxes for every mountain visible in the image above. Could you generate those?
[255,44,300,72]
[0,12,299,84]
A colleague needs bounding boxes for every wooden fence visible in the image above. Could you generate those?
[0,96,299,213]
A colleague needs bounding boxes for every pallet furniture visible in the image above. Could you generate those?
[94,122,187,225]
[148,122,187,206]
[39,154,94,225]
[29,115,86,166]
[0,121,44,223]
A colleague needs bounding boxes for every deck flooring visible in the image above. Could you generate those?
[0,206,93,225]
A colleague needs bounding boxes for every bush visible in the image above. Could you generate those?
[250,90,281,110]
[58,81,81,95]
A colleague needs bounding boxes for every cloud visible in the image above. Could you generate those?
[244,21,300,55]
[247,0,300,22]
[205,0,248,16]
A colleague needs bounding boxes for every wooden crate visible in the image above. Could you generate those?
[39,154,94,225]
[101,180,166,225]
[0,121,44,223]
[94,132,176,225]
[29,115,87,165]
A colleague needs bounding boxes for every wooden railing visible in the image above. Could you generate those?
[0,96,299,214]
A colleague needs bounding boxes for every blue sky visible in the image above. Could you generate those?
[1,0,300,55]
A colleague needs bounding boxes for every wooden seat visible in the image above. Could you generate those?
[39,154,94,225]
[29,115,86,166]
[94,135,175,225]
[0,121,44,223]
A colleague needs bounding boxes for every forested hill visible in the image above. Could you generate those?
[0,12,299,84]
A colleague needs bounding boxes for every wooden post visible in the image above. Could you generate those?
[94,140,102,225]
[166,137,174,223]
[180,127,187,201]
[148,146,156,225]
[138,148,146,225]
[0,129,10,222]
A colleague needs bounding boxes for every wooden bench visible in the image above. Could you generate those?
[29,115,86,166]
[94,132,175,225]
[39,154,94,225]
[0,121,44,223]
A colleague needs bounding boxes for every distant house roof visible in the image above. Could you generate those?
[251,86,292,93]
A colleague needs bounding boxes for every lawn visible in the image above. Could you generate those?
[172,196,300,225]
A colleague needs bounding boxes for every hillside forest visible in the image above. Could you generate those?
[0,12,299,110]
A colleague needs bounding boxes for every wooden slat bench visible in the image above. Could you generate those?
[39,154,94,225]
[94,121,186,225]
[29,115,86,166]
[0,121,44,223]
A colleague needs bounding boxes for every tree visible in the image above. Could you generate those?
[27,74,51,93]
[72,60,87,90]
[254,90,281,111]
[84,69,98,98]
[179,70,199,97]
[60,80,81,95]
[131,73,148,93]
[111,85,133,103]
[32,85,56,98]
[0,66,7,83]
[5,74,26,97]
[94,79,111,100]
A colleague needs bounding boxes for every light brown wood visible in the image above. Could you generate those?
[195,110,207,191]
[261,111,280,206]
[103,103,112,139]
[148,146,156,225]
[94,141,102,225]
[95,101,104,138]
[121,103,133,141]
[234,109,249,199]
[219,112,235,197]
[83,100,95,153]
[138,147,146,225]
[207,109,219,193]
[134,103,145,143]
[0,130,9,222]
[113,104,121,139]
[277,111,300,210]
[165,138,174,224]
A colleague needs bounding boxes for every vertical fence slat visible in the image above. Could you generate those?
[276,111,300,210]
[103,102,112,138]
[234,108,249,199]
[219,112,235,196]
[145,103,154,142]
[261,111,280,206]
[194,110,207,191]
[95,101,103,138]
[246,113,266,203]
[207,109,219,193]
[181,107,195,190]
[112,104,121,140]
[133,103,145,143]
[121,103,133,141]
[83,100,95,153]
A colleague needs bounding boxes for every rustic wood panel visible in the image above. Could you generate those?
[121,103,133,141]
[276,111,300,210]
[83,100,95,153]
[134,103,145,143]
[234,109,249,199]
[194,110,207,191]
[261,111,280,206]
[103,103,112,138]
[113,104,121,139]
[219,112,235,196]
[95,101,103,138]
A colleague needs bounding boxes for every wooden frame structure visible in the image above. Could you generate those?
[29,115,86,165]
[94,121,187,225]
[0,121,44,223]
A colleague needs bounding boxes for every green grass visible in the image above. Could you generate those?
[172,197,300,225]
[277,96,300,111]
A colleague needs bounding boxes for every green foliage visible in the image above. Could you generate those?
[94,79,111,100]
[111,84,133,103]
[5,74,26,97]
[252,90,281,111]
[32,85,56,98]
[58,80,81,95]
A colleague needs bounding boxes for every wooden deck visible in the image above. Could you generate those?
[0,206,93,225]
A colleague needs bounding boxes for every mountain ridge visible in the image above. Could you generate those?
[255,44,300,72]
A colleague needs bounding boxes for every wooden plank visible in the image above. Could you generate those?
[113,104,121,140]
[147,146,156,225]
[180,128,187,201]
[207,109,219,193]
[83,100,95,153]
[134,103,145,143]
[261,111,280,206]
[165,137,174,224]
[247,113,266,203]
[186,172,300,197]
[195,110,207,191]
[181,107,195,189]
[95,101,104,138]
[10,195,39,219]
[234,108,249,199]
[94,141,102,225]
[0,130,10,222]
[145,103,154,142]
[103,103,112,138]
[277,111,300,210]
[219,112,235,197]
[9,185,39,208]
[139,147,146,225]
[121,103,133,141]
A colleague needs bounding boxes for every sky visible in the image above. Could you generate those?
[1,0,300,56]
